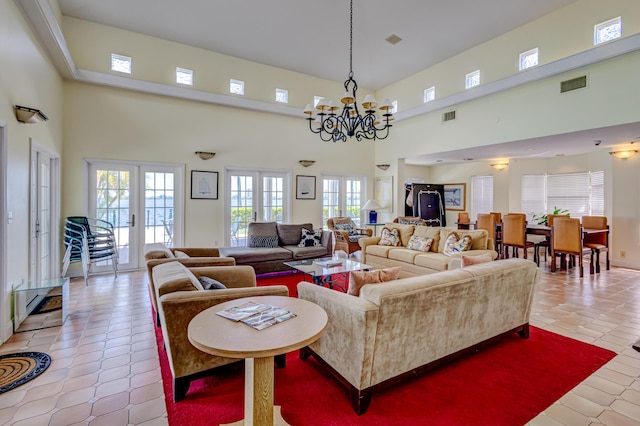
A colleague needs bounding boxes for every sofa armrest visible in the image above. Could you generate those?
[358,236,382,263]
[189,265,256,289]
[321,230,333,253]
[297,282,379,390]
[146,257,236,288]
[171,247,221,257]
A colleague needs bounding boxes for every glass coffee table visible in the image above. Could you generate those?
[284,257,372,292]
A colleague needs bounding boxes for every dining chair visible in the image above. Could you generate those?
[535,213,570,263]
[501,213,536,264]
[581,215,609,273]
[489,212,502,254]
[457,212,471,229]
[476,213,496,241]
[551,217,591,277]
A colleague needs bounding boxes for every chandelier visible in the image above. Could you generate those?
[303,0,393,142]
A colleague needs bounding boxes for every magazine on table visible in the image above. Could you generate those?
[216,301,296,330]
[316,259,343,268]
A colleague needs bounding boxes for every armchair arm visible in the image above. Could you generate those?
[171,247,221,257]
[146,257,236,289]
[334,230,350,243]
[297,282,379,390]
[355,228,373,237]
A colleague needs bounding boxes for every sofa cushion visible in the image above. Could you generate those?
[347,267,401,296]
[365,244,396,259]
[379,228,401,246]
[388,248,422,264]
[144,242,175,259]
[382,223,415,246]
[278,223,313,246]
[152,261,203,299]
[298,228,322,247]
[247,222,279,248]
[413,253,450,271]
[218,246,292,263]
[248,235,278,248]
[461,253,493,267]
[406,235,433,252]
[412,226,441,253]
[198,276,227,290]
[285,245,329,260]
[443,232,473,256]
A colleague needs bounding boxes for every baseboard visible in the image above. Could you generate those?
[611,260,640,270]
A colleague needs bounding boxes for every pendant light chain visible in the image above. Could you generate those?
[349,0,353,79]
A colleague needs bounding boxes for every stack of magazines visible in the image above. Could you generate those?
[216,301,297,330]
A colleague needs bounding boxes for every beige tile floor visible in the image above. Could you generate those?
[0,257,638,425]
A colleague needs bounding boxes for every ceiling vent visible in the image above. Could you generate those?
[443,110,456,122]
[385,34,403,45]
[561,75,587,93]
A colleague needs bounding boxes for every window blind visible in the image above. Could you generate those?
[471,175,493,220]
[521,175,546,222]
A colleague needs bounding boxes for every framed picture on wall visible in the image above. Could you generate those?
[191,170,219,199]
[444,183,466,211]
[296,175,316,199]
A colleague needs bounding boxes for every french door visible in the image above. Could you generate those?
[322,175,366,228]
[87,160,184,272]
[226,169,290,246]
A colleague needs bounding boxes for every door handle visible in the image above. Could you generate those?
[128,214,135,227]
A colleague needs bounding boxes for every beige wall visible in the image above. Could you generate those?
[0,0,64,338]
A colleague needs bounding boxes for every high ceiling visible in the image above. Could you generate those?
[58,0,579,90]
[55,0,639,163]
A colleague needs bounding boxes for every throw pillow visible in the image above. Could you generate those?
[443,231,473,256]
[334,222,356,236]
[461,253,493,267]
[248,235,279,248]
[406,235,433,252]
[198,276,227,290]
[379,228,401,246]
[298,228,322,247]
[347,267,401,296]
[173,250,189,258]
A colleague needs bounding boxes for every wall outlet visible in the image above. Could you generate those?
[620,250,626,259]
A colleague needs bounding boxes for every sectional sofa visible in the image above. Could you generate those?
[219,222,333,274]
[298,257,538,414]
[359,223,498,276]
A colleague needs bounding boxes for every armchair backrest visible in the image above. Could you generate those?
[327,217,355,231]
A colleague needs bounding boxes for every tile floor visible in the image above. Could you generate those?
[0,258,638,425]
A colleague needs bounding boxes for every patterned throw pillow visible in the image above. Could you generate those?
[379,228,401,246]
[248,235,279,248]
[298,228,322,247]
[334,222,356,236]
[406,235,433,252]
[198,276,227,290]
[443,231,473,256]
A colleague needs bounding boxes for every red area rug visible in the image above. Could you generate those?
[155,273,615,426]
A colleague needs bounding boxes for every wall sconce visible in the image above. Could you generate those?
[609,150,637,159]
[299,160,315,167]
[14,105,48,123]
[195,151,216,160]
[376,164,390,171]
[491,163,508,170]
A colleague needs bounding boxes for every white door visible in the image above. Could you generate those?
[87,161,184,271]
[226,169,289,246]
[322,175,366,228]
[29,145,59,281]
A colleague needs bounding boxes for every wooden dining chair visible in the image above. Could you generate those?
[581,215,609,273]
[489,212,502,254]
[551,217,591,277]
[502,213,536,263]
[476,213,496,241]
[536,213,570,263]
[457,212,471,229]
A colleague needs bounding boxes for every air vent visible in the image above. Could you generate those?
[561,75,587,93]
[385,34,403,45]
[443,110,456,122]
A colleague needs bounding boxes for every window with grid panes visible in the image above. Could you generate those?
[471,175,493,221]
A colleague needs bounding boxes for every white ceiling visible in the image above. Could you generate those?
[55,0,639,164]
[58,0,579,90]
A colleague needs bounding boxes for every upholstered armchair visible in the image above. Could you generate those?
[327,217,373,255]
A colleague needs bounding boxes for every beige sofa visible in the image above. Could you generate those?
[359,223,498,276]
[144,243,236,323]
[151,261,289,402]
[297,257,538,414]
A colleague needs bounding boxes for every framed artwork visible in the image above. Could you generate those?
[444,183,466,211]
[191,170,219,199]
[296,175,316,199]
[375,176,393,212]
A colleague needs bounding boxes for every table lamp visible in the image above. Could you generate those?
[363,199,383,224]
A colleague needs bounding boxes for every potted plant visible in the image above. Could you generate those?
[532,206,570,225]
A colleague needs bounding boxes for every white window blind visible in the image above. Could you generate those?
[521,171,604,219]
[521,175,546,221]
[471,175,493,220]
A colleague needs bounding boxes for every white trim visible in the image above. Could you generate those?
[0,121,9,342]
